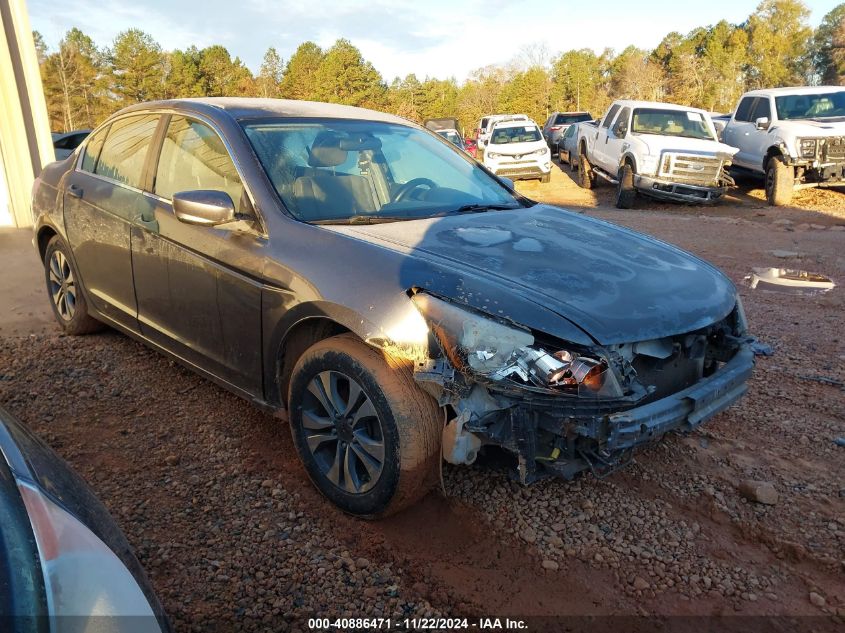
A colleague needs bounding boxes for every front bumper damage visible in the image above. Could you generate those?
[414,321,756,484]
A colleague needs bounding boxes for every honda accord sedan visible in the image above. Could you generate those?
[32,98,756,517]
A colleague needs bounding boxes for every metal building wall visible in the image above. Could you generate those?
[0,0,54,228]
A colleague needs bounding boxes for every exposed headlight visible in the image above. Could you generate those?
[486,152,501,159]
[411,293,623,397]
[797,138,818,159]
[530,147,549,156]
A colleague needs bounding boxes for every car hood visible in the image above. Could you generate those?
[773,118,845,137]
[324,205,737,345]
[636,134,738,157]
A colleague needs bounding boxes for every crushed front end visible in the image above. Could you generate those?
[409,292,756,484]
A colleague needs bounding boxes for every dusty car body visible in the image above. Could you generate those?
[0,406,170,630]
[32,98,756,517]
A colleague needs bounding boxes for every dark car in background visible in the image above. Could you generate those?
[542,111,593,155]
[51,129,91,160]
[32,98,755,519]
[0,406,170,631]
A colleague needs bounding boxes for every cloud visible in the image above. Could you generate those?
[29,0,220,51]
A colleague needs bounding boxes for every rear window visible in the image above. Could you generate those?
[80,126,109,173]
[734,97,756,122]
[554,113,592,125]
[94,114,159,189]
[490,125,542,144]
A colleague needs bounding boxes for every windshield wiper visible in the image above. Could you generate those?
[453,203,521,214]
[313,215,410,225]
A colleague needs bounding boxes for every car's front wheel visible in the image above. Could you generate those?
[43,236,103,335]
[615,163,636,209]
[288,334,442,518]
[765,155,793,206]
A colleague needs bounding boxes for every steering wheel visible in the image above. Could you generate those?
[393,178,437,202]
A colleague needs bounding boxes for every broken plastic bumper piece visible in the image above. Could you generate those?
[605,344,754,452]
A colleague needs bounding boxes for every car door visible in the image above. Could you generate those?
[723,96,758,170]
[592,104,622,172]
[63,114,160,332]
[605,107,631,173]
[130,114,264,395]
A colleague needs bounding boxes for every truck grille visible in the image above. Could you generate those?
[658,153,724,186]
[824,137,845,161]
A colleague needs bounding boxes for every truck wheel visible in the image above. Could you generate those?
[578,155,594,190]
[615,163,636,209]
[765,156,793,206]
[288,334,443,518]
[43,236,103,335]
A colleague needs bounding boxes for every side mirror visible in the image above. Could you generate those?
[755,117,770,130]
[172,190,236,226]
[499,176,515,189]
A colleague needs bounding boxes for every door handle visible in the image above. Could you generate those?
[68,184,83,199]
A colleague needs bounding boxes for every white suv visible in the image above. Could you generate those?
[482,120,552,183]
[722,86,845,205]
[476,114,529,153]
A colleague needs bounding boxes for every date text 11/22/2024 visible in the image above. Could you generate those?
[307,617,528,630]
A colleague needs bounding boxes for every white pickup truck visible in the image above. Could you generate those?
[721,86,845,206]
[576,100,738,208]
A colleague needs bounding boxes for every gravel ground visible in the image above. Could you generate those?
[1,163,843,630]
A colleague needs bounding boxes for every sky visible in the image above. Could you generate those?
[29,0,842,82]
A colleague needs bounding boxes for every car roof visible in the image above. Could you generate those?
[741,86,844,97]
[117,97,412,125]
[493,120,539,129]
[611,100,707,113]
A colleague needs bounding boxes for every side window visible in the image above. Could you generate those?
[735,97,756,122]
[80,126,109,173]
[601,104,621,128]
[155,116,244,209]
[94,114,159,188]
[751,98,771,121]
[611,107,631,137]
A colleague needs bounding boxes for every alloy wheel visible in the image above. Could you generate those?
[48,250,76,321]
[301,370,385,494]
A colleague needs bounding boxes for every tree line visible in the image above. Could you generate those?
[36,0,843,135]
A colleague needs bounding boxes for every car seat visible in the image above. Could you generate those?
[292,131,378,220]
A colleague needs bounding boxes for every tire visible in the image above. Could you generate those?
[578,154,594,190]
[615,163,636,209]
[288,334,442,518]
[765,156,793,206]
[43,236,103,335]
[540,173,551,184]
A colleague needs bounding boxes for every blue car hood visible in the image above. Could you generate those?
[328,205,737,345]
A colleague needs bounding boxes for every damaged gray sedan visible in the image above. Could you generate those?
[32,98,756,518]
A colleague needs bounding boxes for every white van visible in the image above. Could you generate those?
[482,120,552,183]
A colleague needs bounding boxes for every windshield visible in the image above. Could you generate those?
[489,125,542,144]
[437,129,463,147]
[554,113,592,125]
[631,108,715,140]
[243,118,522,224]
[775,91,845,120]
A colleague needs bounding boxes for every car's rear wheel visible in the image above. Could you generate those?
[765,155,793,206]
[578,154,595,189]
[43,236,102,335]
[615,163,636,209]
[288,334,442,518]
